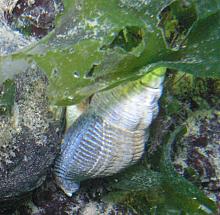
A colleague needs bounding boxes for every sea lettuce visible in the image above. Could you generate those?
[0,0,219,105]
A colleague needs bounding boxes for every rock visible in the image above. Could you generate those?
[173,109,220,204]
[0,68,64,212]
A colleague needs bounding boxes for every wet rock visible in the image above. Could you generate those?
[173,109,220,203]
[5,0,63,38]
[0,0,35,55]
[0,68,64,212]
[14,175,137,215]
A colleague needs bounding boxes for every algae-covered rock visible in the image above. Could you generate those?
[0,68,64,212]
[0,1,64,213]
[173,109,220,203]
[0,0,35,55]
[5,0,63,38]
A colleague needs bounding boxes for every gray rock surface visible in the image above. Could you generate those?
[0,0,35,55]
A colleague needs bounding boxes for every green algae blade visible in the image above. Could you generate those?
[0,0,219,105]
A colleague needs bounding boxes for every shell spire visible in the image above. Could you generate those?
[54,67,166,196]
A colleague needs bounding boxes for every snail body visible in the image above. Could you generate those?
[54,68,165,196]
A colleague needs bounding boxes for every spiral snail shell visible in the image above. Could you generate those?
[54,68,166,197]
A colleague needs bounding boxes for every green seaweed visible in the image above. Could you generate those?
[158,0,197,50]
[0,80,15,115]
[0,0,219,105]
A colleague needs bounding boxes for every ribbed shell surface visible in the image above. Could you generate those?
[56,113,146,179]
[54,74,164,196]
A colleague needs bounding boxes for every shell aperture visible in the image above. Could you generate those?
[54,68,166,197]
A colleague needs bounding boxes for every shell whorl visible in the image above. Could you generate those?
[54,69,165,196]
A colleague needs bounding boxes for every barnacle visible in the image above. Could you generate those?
[54,68,166,197]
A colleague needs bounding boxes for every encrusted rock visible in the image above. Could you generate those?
[0,0,35,55]
[0,68,64,212]
[173,109,220,203]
